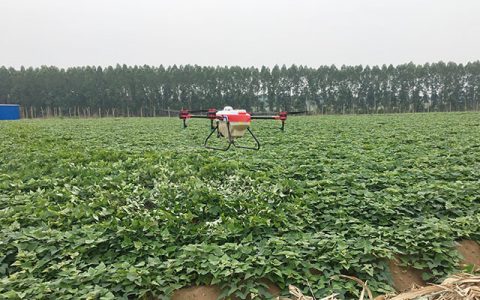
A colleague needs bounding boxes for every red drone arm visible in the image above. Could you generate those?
[250,111,288,131]
[179,108,218,128]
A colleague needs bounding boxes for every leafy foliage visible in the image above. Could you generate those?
[1,113,479,299]
[1,62,480,117]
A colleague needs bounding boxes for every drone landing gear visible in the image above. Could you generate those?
[204,125,232,151]
[232,128,260,150]
[204,122,260,151]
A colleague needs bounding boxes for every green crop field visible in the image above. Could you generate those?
[1,113,480,299]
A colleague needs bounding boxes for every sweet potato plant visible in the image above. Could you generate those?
[1,113,479,299]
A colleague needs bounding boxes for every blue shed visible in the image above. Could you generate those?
[0,104,21,120]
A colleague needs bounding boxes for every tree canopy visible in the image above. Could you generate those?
[0,62,479,118]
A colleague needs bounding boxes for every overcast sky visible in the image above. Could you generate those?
[1,0,479,68]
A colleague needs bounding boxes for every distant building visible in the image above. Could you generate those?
[0,104,21,120]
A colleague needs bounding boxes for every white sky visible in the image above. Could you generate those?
[1,0,479,68]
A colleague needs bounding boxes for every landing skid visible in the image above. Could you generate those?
[204,122,260,151]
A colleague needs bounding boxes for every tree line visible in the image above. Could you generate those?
[0,61,479,118]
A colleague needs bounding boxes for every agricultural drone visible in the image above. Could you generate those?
[175,106,307,151]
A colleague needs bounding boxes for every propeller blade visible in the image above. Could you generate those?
[159,109,212,114]
[287,111,309,115]
[189,109,210,114]
[158,109,181,113]
[251,110,309,116]
[250,111,277,116]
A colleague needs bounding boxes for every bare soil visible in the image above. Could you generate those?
[259,278,281,297]
[171,285,221,300]
[456,240,480,267]
[170,280,279,300]
[387,258,425,292]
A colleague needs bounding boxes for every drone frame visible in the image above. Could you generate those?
[177,108,306,151]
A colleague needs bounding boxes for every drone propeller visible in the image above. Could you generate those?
[250,110,309,131]
[286,111,309,115]
[250,110,309,116]
[158,109,181,114]
[176,108,218,129]
[249,111,276,116]
[188,109,211,114]
[158,109,212,114]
